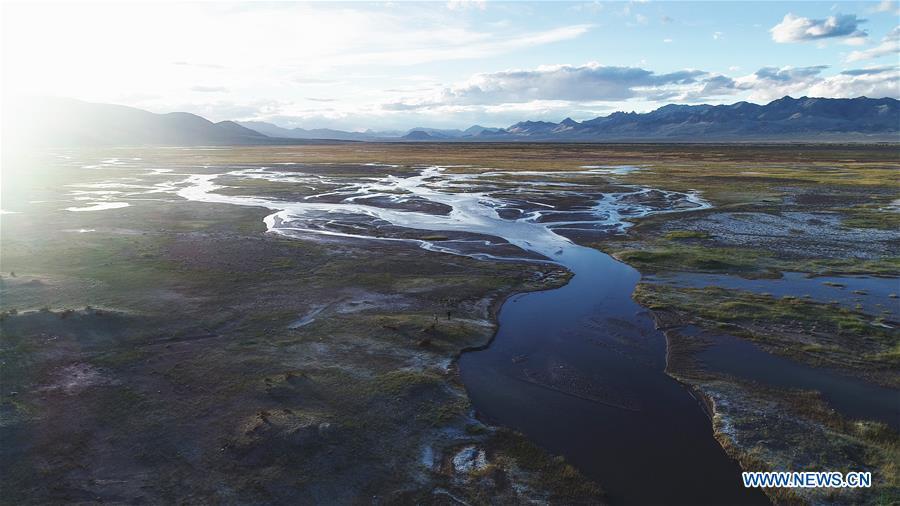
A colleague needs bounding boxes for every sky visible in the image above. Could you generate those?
[2,1,898,131]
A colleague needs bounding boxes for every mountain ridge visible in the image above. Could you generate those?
[8,96,899,146]
[243,96,899,142]
[5,98,351,146]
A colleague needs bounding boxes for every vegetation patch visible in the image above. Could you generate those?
[635,283,899,387]
[662,230,711,240]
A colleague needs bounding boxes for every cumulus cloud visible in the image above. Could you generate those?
[733,66,827,101]
[807,68,899,98]
[385,61,899,118]
[389,63,713,109]
[847,26,900,61]
[771,13,867,43]
[733,64,899,101]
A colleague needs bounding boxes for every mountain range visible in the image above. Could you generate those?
[7,96,899,146]
[486,96,900,141]
[5,98,341,147]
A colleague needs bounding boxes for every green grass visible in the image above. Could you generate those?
[634,283,900,385]
[490,429,604,502]
[840,205,900,231]
[614,245,768,275]
[662,230,711,240]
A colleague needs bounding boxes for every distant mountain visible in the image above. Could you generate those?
[238,121,481,141]
[7,96,898,147]
[405,127,465,139]
[7,98,344,147]
[482,96,900,142]
[246,97,899,142]
[238,121,378,141]
[402,130,436,140]
[463,125,502,136]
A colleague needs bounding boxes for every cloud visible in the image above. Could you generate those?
[190,85,228,93]
[384,59,900,115]
[731,64,899,101]
[731,66,826,101]
[435,63,707,104]
[753,65,829,82]
[569,2,604,14]
[326,24,593,67]
[293,77,340,84]
[713,31,723,40]
[771,13,867,43]
[870,0,898,13]
[806,66,899,98]
[173,61,225,69]
[446,0,486,11]
[840,66,897,76]
[847,26,900,61]
[213,59,900,131]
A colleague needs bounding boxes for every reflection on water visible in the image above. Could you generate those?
[459,247,767,505]
[649,271,900,316]
[688,327,899,430]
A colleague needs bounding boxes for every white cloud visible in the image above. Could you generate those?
[388,63,711,109]
[382,60,900,118]
[730,64,899,102]
[808,67,899,98]
[446,0,487,11]
[569,2,604,14]
[847,26,900,61]
[713,32,723,40]
[843,35,869,46]
[190,86,228,93]
[329,24,593,67]
[870,0,898,13]
[771,13,867,43]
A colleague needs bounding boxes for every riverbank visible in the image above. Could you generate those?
[591,154,899,505]
[3,144,896,505]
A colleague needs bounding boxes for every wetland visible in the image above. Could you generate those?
[1,143,898,505]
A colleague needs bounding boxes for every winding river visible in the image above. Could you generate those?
[459,245,766,505]
[74,161,768,504]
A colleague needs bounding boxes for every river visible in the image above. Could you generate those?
[79,160,768,504]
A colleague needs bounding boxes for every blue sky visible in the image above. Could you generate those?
[3,1,898,130]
